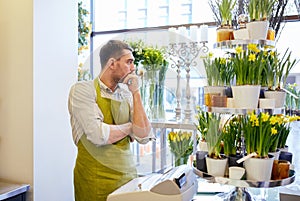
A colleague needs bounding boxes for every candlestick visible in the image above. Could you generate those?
[200,25,208,42]
[190,25,198,42]
[167,41,209,123]
[178,26,187,43]
[168,27,177,43]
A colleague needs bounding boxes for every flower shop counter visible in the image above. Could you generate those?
[0,179,29,201]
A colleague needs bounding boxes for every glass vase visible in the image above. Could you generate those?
[174,154,189,167]
[142,69,165,121]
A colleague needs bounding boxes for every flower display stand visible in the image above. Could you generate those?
[193,167,296,201]
[193,106,296,201]
[194,39,297,200]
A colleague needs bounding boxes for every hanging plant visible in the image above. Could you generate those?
[78,1,92,81]
[78,1,92,55]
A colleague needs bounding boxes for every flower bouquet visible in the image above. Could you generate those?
[125,39,168,120]
[168,131,198,166]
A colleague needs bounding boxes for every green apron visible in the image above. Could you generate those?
[74,79,137,201]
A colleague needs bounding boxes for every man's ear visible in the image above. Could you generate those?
[107,58,116,69]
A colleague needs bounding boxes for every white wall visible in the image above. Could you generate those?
[33,0,77,201]
[0,0,77,201]
[0,0,34,196]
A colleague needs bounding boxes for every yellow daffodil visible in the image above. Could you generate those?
[271,127,278,135]
[235,46,243,54]
[167,130,198,166]
[261,112,270,122]
[269,116,278,125]
[220,58,226,64]
[248,43,260,53]
[249,112,258,122]
[248,53,256,62]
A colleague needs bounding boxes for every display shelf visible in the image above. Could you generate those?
[213,39,276,50]
[193,167,295,188]
[204,106,285,115]
[193,167,296,201]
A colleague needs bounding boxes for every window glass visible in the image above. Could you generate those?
[93,0,214,31]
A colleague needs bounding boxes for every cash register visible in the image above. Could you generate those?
[107,165,198,201]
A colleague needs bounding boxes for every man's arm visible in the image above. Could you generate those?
[123,74,152,139]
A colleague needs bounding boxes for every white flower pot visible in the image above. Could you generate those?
[244,155,274,181]
[264,91,286,108]
[227,98,235,108]
[269,149,280,160]
[259,98,276,109]
[233,28,249,40]
[246,21,269,40]
[198,141,208,152]
[231,85,261,109]
[206,155,228,177]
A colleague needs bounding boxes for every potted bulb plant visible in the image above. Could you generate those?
[242,111,279,181]
[246,0,277,40]
[209,0,237,42]
[264,48,298,108]
[204,112,228,177]
[203,52,234,107]
[222,115,243,167]
[231,44,264,109]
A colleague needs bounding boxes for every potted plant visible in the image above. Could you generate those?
[246,0,277,40]
[277,115,300,149]
[268,114,284,160]
[203,52,234,107]
[195,106,211,151]
[285,83,300,115]
[222,115,243,167]
[264,48,298,108]
[204,112,228,177]
[195,106,211,172]
[231,44,264,108]
[242,111,279,181]
[209,0,237,42]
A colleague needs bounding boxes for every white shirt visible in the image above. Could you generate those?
[68,78,133,145]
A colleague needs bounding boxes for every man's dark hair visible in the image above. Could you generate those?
[99,40,133,69]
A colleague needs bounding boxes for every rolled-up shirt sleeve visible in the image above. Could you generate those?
[68,81,110,146]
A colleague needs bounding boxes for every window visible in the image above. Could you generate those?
[88,0,300,174]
